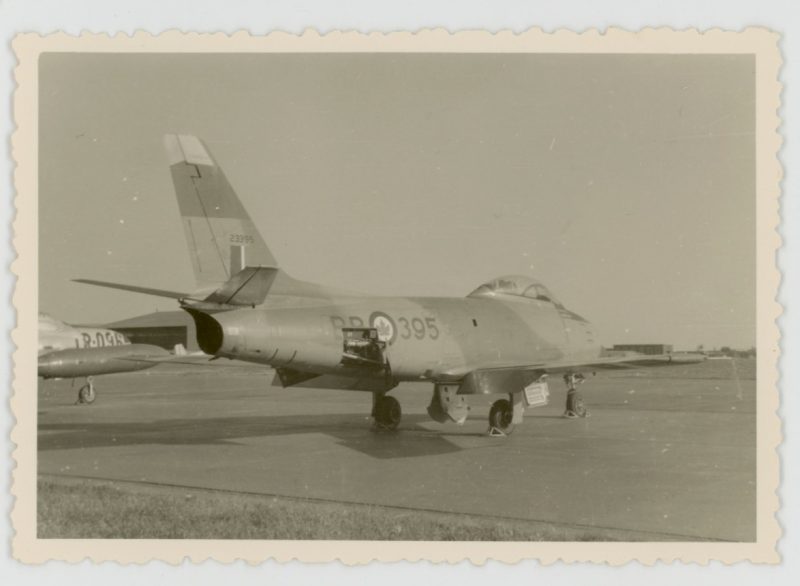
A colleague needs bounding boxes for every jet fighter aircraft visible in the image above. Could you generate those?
[38,313,169,403]
[76,135,704,434]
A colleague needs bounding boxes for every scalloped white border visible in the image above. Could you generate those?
[10,28,783,565]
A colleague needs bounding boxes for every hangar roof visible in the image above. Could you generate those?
[103,310,192,329]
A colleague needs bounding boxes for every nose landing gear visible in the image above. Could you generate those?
[76,376,97,405]
[563,373,588,418]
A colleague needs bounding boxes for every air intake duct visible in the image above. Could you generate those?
[184,308,224,355]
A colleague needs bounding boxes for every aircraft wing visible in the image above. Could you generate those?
[271,370,396,393]
[541,352,707,372]
[441,353,707,395]
[115,354,267,369]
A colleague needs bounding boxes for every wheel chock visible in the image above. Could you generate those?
[371,421,398,433]
[487,426,507,437]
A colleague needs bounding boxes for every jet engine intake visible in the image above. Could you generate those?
[184,309,224,355]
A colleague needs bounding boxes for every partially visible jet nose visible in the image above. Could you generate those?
[38,345,169,378]
[38,352,69,378]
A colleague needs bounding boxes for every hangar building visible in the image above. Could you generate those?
[612,343,673,355]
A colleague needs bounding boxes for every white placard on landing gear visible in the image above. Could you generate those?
[523,381,550,408]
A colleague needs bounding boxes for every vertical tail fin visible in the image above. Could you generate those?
[163,134,277,289]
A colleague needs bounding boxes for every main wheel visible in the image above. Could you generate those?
[488,399,515,435]
[374,395,402,430]
[565,391,588,418]
[78,384,96,404]
[573,396,587,417]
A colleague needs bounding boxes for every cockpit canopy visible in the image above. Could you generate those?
[468,275,564,307]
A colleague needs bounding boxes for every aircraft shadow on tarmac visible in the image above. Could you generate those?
[37,413,497,459]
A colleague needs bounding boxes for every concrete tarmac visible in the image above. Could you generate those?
[38,359,756,541]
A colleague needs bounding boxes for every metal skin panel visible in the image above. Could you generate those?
[206,295,601,384]
[179,216,258,288]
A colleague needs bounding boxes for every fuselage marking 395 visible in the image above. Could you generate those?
[329,313,440,345]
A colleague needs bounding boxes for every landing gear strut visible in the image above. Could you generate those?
[77,376,97,405]
[372,394,402,431]
[563,373,588,418]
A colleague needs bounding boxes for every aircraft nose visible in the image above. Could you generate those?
[38,353,66,378]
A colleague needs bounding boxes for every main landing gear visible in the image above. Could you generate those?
[76,376,97,405]
[486,375,549,436]
[488,398,515,436]
[372,393,402,431]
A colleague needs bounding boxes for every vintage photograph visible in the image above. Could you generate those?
[12,30,781,564]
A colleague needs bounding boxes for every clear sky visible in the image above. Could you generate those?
[38,53,755,350]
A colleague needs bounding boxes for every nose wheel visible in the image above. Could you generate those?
[372,394,402,431]
[76,376,97,405]
[563,373,588,418]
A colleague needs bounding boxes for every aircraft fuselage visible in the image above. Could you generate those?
[38,316,168,380]
[199,296,601,382]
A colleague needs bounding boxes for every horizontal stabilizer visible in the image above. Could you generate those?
[203,266,278,306]
[73,279,191,300]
